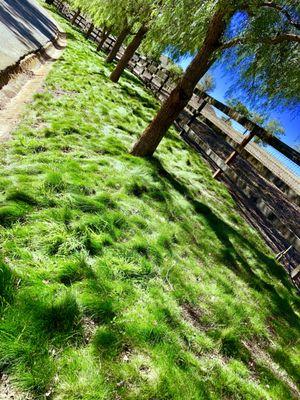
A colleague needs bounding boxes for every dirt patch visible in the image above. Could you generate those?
[0,374,32,400]
[181,302,213,331]
[82,316,97,344]
[51,88,78,97]
[120,345,133,363]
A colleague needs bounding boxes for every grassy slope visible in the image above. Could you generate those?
[0,10,299,400]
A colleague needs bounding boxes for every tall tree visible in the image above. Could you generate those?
[131,0,300,157]
[110,0,162,82]
[110,24,149,81]
[96,26,112,51]
[226,98,252,119]
[71,0,129,59]
[225,97,285,142]
[106,25,131,63]
[198,74,216,93]
[104,0,142,63]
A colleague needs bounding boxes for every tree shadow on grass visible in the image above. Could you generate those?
[66,31,77,41]
[149,158,300,329]
[122,69,145,87]
[148,157,300,389]
[119,82,158,111]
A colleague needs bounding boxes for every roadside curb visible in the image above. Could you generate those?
[0,29,66,91]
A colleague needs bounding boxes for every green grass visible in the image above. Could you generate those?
[0,7,299,399]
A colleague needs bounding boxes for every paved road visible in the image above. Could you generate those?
[0,0,58,71]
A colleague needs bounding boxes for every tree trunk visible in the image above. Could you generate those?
[97,28,111,51]
[110,25,148,83]
[106,27,130,63]
[86,23,94,38]
[71,8,81,25]
[131,9,228,157]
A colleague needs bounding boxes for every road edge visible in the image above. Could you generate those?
[0,28,66,91]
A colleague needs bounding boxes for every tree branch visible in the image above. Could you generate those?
[261,1,300,30]
[221,32,300,49]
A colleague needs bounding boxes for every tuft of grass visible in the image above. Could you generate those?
[41,291,81,334]
[93,326,121,358]
[58,256,94,285]
[6,188,39,206]
[0,204,27,227]
[0,260,17,307]
[44,171,66,192]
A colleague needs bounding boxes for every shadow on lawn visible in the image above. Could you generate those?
[149,157,300,391]
[150,158,299,328]
[66,31,77,41]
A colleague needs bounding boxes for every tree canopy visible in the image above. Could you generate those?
[146,0,300,109]
[131,0,299,156]
[226,97,285,144]
[223,1,300,110]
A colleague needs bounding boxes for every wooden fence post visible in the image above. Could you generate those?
[71,8,81,25]
[187,96,207,127]
[213,126,258,179]
[157,71,170,93]
[86,23,94,38]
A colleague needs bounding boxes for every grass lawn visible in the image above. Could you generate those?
[0,7,299,400]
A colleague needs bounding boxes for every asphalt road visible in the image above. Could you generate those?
[0,0,58,71]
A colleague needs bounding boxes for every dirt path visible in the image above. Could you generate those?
[0,33,66,142]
